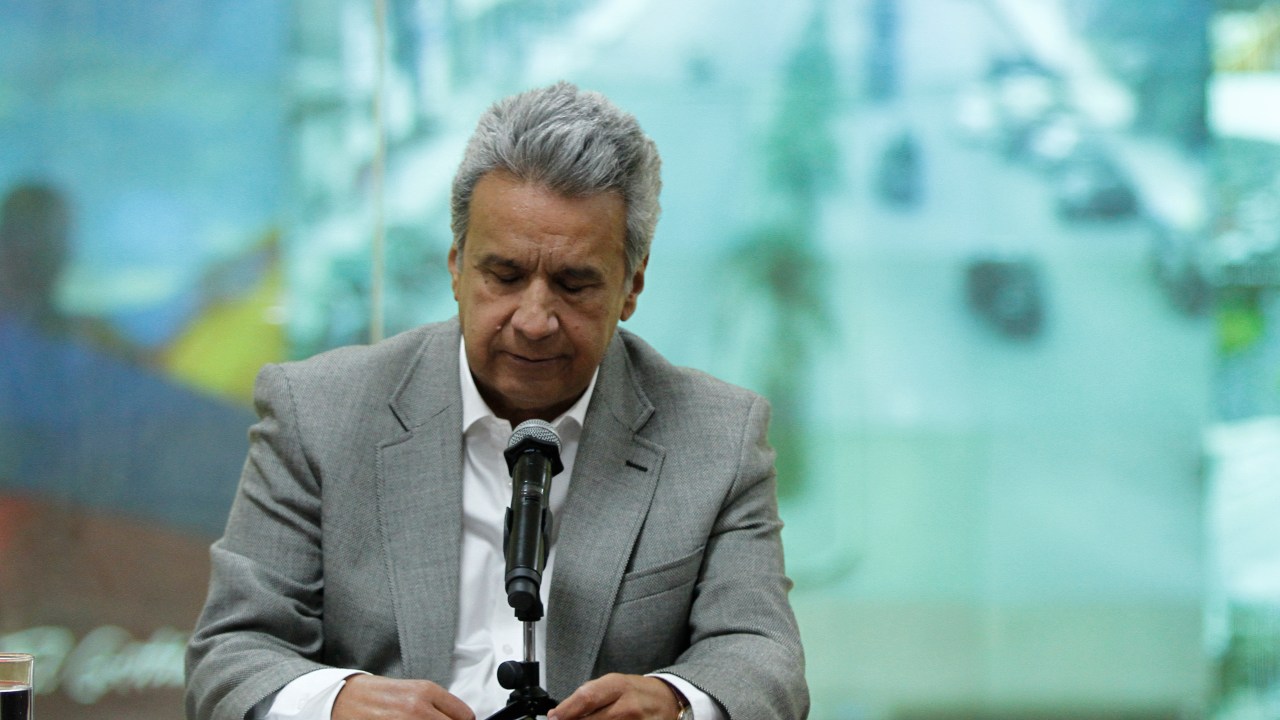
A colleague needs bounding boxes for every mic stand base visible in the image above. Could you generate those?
[483,660,559,720]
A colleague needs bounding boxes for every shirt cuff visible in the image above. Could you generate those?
[650,672,726,720]
[258,667,369,720]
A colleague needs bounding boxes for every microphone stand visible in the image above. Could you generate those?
[485,425,563,720]
[484,607,557,720]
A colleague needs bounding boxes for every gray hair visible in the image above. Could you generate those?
[450,81,662,275]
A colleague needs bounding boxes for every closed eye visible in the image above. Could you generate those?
[475,255,526,286]
[555,268,604,295]
[558,279,593,294]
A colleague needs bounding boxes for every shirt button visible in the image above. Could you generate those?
[502,644,513,654]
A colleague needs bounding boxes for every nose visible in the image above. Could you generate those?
[510,279,560,340]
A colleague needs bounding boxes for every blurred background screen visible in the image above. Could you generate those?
[2,1,1279,719]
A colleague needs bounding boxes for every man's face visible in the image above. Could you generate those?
[449,170,646,424]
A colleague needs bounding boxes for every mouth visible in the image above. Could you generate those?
[502,351,564,366]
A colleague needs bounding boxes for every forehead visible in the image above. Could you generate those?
[467,172,627,266]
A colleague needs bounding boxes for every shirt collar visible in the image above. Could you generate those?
[458,338,597,437]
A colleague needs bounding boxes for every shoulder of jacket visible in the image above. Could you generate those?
[617,328,763,412]
[284,320,451,372]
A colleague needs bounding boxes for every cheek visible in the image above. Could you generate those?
[471,295,530,341]
[464,284,506,319]
[564,311,613,353]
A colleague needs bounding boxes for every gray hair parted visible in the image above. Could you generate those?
[450,81,662,275]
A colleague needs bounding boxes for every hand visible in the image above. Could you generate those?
[332,674,475,720]
[547,673,681,720]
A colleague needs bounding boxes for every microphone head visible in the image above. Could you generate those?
[506,419,562,453]
[504,419,565,476]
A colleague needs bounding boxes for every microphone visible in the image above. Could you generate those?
[502,419,564,622]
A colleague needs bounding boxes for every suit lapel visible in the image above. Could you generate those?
[546,334,663,698]
[377,321,464,684]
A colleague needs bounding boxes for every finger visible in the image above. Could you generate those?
[333,675,475,720]
[548,674,625,720]
[393,682,474,720]
[431,687,476,720]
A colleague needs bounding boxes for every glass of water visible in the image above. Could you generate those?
[0,654,32,720]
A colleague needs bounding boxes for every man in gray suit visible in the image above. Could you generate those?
[186,82,807,720]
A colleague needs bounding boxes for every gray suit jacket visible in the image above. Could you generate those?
[185,318,807,720]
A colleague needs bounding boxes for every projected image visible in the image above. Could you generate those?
[3,1,1279,719]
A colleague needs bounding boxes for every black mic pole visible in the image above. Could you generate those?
[486,419,564,720]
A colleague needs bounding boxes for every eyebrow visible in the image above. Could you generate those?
[474,253,523,272]
[555,265,606,284]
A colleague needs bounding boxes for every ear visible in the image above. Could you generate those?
[619,254,648,321]
[447,245,461,301]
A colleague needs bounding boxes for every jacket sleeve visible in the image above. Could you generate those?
[185,364,332,720]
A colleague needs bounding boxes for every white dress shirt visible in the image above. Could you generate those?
[258,340,720,719]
